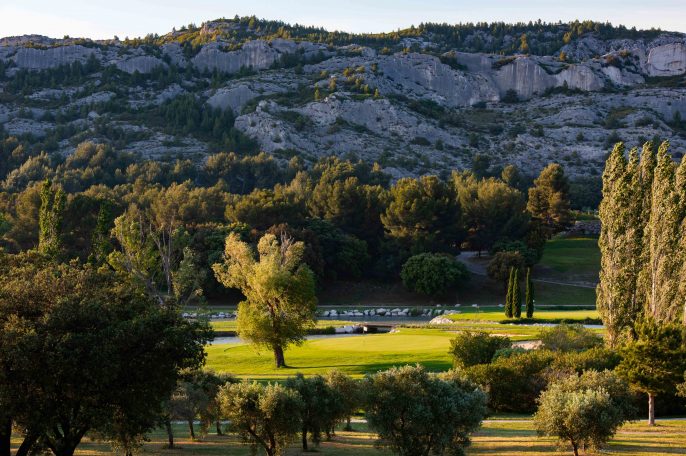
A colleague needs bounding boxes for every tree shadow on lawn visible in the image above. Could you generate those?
[473,428,537,439]
[606,443,686,454]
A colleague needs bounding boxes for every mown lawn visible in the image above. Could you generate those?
[205,328,456,380]
[538,236,600,282]
[36,419,686,455]
[444,307,599,322]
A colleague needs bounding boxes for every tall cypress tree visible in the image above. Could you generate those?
[635,142,657,324]
[676,157,686,325]
[525,267,534,318]
[597,143,635,345]
[504,267,514,318]
[38,179,65,258]
[89,200,114,265]
[512,268,522,318]
[644,142,681,322]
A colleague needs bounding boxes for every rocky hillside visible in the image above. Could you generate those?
[1,18,686,179]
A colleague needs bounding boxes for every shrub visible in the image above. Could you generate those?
[492,346,527,360]
[465,350,555,413]
[501,89,519,103]
[552,347,622,375]
[534,370,635,456]
[538,324,603,352]
[365,365,486,456]
[400,253,469,296]
[450,331,512,368]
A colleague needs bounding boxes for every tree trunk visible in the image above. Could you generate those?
[216,421,223,436]
[648,393,656,426]
[16,433,39,456]
[273,345,286,368]
[572,441,579,456]
[0,416,10,456]
[302,428,308,451]
[188,419,195,440]
[345,416,352,431]
[165,420,175,449]
[51,440,80,456]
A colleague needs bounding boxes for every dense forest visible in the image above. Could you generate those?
[0,134,583,300]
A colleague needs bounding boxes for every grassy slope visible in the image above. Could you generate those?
[537,236,600,282]
[205,328,455,380]
[40,420,686,455]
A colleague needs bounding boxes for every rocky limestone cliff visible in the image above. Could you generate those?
[2,27,686,178]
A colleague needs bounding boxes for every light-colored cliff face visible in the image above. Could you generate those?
[3,31,686,178]
[115,55,167,74]
[556,64,605,91]
[647,43,686,76]
[377,53,498,106]
[192,40,280,74]
[494,58,554,97]
[207,86,258,113]
[12,45,99,70]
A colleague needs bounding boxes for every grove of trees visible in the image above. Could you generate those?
[597,141,686,424]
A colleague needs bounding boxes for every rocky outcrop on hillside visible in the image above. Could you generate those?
[2,23,686,178]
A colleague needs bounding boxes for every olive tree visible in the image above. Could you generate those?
[218,382,302,456]
[324,370,363,432]
[213,233,317,367]
[284,374,341,450]
[534,370,635,456]
[365,365,486,456]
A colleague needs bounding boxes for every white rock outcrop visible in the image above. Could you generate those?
[647,43,686,76]
[12,45,98,70]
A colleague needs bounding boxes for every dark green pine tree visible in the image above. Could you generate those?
[504,267,515,318]
[512,268,522,318]
[525,267,534,318]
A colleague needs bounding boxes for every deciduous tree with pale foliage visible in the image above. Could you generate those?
[212,233,317,368]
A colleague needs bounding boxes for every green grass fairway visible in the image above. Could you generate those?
[205,328,455,380]
[444,308,599,323]
[33,419,686,455]
[538,236,600,283]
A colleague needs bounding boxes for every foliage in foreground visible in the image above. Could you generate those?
[365,365,486,456]
[218,381,303,456]
[534,370,635,456]
[0,253,211,456]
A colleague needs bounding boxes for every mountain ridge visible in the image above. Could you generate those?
[1,17,686,181]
